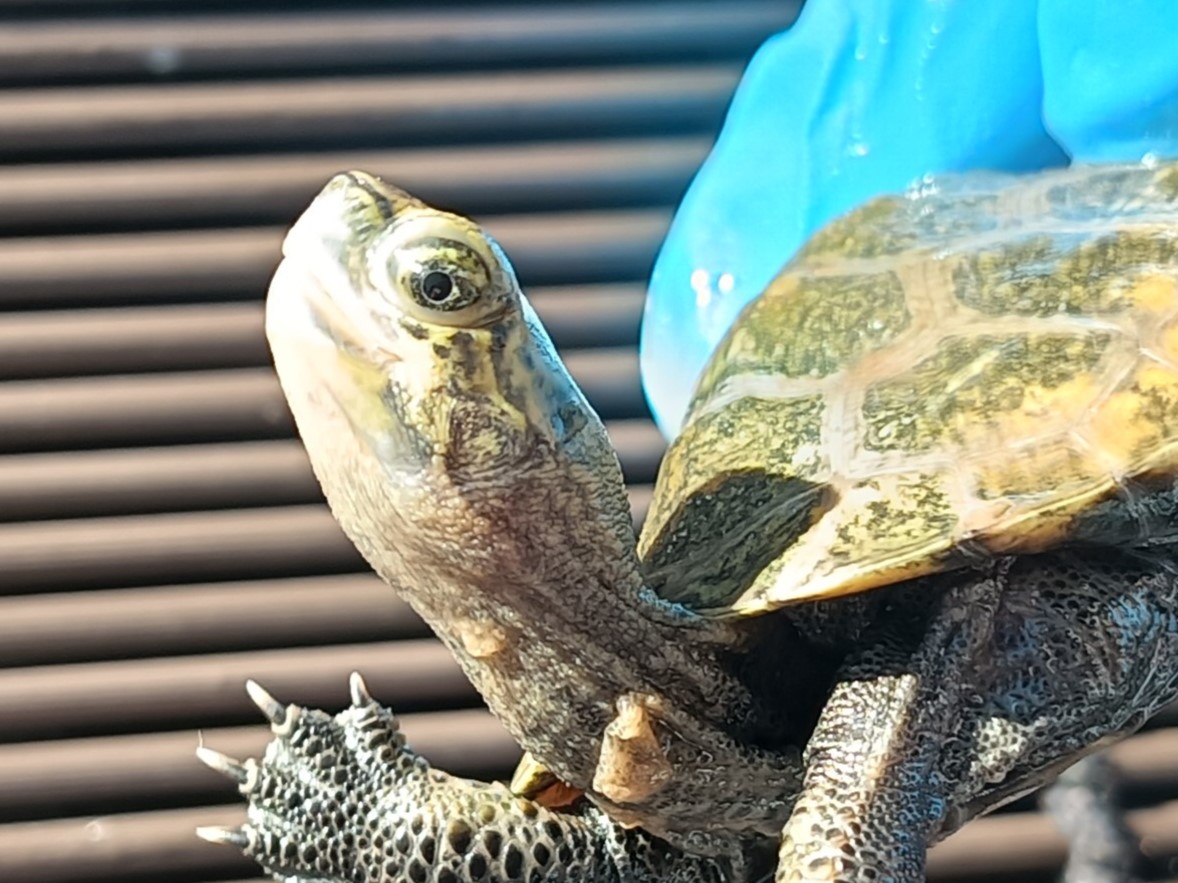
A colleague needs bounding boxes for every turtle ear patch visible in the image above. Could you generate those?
[639,470,835,614]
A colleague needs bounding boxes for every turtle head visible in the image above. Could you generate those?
[268,171,584,481]
[266,169,639,645]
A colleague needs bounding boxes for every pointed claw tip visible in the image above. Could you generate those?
[195,745,251,785]
[349,671,373,707]
[245,679,288,729]
[196,825,250,848]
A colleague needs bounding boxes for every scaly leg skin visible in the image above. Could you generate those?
[200,548,1178,883]
[197,674,769,883]
[775,547,1178,883]
[775,577,1002,882]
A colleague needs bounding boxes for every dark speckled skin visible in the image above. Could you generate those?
[202,163,1178,883]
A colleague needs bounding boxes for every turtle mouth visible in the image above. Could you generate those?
[267,252,401,368]
[306,263,403,370]
[267,252,435,474]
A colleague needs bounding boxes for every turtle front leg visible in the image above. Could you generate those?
[197,674,763,883]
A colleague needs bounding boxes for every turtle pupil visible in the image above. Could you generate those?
[421,270,454,303]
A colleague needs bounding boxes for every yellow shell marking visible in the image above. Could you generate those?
[646,161,1178,615]
[1085,360,1178,476]
[1130,273,1178,314]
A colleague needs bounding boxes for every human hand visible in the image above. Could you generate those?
[641,0,1178,436]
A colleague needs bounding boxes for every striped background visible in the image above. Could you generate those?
[0,3,1175,882]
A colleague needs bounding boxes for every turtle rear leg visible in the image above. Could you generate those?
[775,577,1002,883]
[775,547,1178,883]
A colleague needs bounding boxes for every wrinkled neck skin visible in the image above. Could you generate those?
[268,273,803,847]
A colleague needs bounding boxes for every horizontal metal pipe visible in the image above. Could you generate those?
[0,485,654,594]
[0,421,664,522]
[0,135,697,229]
[0,284,645,379]
[0,573,421,666]
[0,505,363,594]
[0,797,1173,883]
[0,640,477,742]
[0,709,518,820]
[0,210,669,307]
[928,800,1178,879]
[0,138,702,232]
[0,3,796,84]
[0,65,739,160]
[0,352,646,454]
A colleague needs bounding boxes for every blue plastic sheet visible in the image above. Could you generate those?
[641,0,1178,437]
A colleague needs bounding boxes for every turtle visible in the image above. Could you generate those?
[198,160,1178,883]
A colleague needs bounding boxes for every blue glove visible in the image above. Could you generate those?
[641,0,1178,438]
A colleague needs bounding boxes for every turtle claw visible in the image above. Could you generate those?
[200,674,741,883]
[245,679,291,732]
[195,825,251,848]
[196,744,253,787]
[349,671,374,707]
[200,677,426,881]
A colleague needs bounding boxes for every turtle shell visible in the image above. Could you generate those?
[640,161,1178,616]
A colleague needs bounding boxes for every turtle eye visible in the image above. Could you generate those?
[369,213,515,327]
[402,241,489,313]
[384,236,495,320]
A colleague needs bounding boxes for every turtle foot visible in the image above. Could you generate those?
[197,672,421,883]
[197,674,759,883]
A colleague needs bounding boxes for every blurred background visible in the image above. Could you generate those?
[0,2,1175,882]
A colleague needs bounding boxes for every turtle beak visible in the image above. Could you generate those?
[266,255,378,360]
[284,169,423,271]
[266,173,417,461]
[268,171,420,360]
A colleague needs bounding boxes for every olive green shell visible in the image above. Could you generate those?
[640,161,1178,616]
